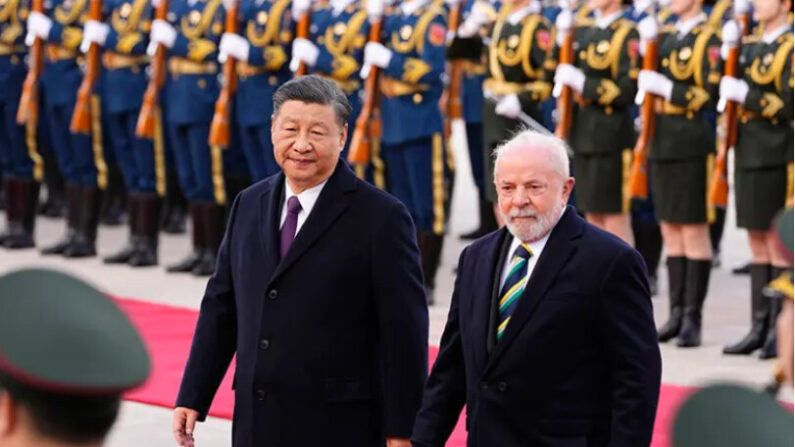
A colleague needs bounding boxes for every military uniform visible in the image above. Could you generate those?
[568,12,640,214]
[482,2,553,202]
[378,0,446,296]
[235,0,293,181]
[37,0,107,258]
[99,0,164,266]
[162,0,227,276]
[0,0,42,249]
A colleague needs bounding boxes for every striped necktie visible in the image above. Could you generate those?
[497,243,533,341]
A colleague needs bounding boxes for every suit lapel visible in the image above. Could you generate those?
[470,229,511,371]
[259,175,284,275]
[270,161,356,282]
[484,207,583,372]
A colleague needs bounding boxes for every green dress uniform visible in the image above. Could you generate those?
[569,12,640,214]
[734,28,793,230]
[482,3,554,202]
[649,15,722,224]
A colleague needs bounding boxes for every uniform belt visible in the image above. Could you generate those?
[168,58,217,75]
[322,75,360,95]
[0,43,25,56]
[103,53,148,69]
[236,62,267,77]
[46,44,78,61]
[379,76,428,98]
[658,101,689,116]
[483,78,548,96]
[461,60,487,76]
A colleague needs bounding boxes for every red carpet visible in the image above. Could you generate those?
[118,297,694,447]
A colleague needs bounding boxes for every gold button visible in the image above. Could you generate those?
[269,76,277,85]
[579,50,586,59]
[662,59,669,67]
[412,93,422,104]
[10,55,18,64]
[760,98,767,106]
[197,78,206,89]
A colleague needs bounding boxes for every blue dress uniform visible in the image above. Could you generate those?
[379,0,447,299]
[100,0,164,266]
[234,0,293,181]
[164,0,228,276]
[39,0,107,258]
[0,0,43,249]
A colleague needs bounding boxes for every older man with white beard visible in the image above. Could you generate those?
[411,130,661,447]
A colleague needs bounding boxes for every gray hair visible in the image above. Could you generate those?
[492,130,571,180]
[272,75,352,128]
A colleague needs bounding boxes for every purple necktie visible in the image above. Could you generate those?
[280,196,302,258]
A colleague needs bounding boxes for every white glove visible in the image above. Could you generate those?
[222,0,237,11]
[719,76,749,108]
[292,0,311,17]
[366,0,384,21]
[494,94,521,119]
[218,32,250,63]
[444,0,461,6]
[80,20,110,53]
[289,37,319,71]
[151,0,164,7]
[720,20,739,60]
[555,10,573,46]
[147,19,177,57]
[458,7,488,38]
[25,11,52,46]
[553,63,585,93]
[363,41,392,68]
[637,69,673,100]
[734,0,751,16]
[637,15,658,41]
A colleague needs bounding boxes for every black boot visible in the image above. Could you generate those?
[710,207,726,268]
[677,259,712,348]
[0,177,15,245]
[460,199,498,240]
[167,203,203,272]
[723,264,772,355]
[418,231,444,306]
[3,179,40,249]
[632,217,663,295]
[63,185,102,258]
[103,194,140,264]
[100,163,126,226]
[658,256,687,342]
[161,167,187,234]
[38,153,66,217]
[192,203,224,276]
[759,267,786,359]
[128,193,161,267]
[41,182,81,255]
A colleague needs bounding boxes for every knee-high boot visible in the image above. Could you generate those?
[723,264,772,354]
[658,256,687,342]
[677,259,712,348]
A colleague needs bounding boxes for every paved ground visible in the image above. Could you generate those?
[0,121,790,446]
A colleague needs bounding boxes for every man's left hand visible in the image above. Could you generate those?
[386,438,412,447]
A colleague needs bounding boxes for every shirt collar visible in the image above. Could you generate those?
[763,25,790,44]
[675,13,706,36]
[401,0,429,16]
[508,2,541,25]
[331,0,355,15]
[595,10,623,29]
[506,205,568,258]
[284,178,329,216]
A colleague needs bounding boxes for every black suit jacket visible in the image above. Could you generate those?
[412,207,662,447]
[176,161,429,447]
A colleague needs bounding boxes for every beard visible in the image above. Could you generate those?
[501,200,565,243]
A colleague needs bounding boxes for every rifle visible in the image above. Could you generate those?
[136,0,169,139]
[347,16,383,165]
[208,0,239,147]
[627,37,658,199]
[709,15,749,207]
[444,1,463,140]
[554,18,574,139]
[17,0,45,125]
[70,0,103,133]
[294,7,311,76]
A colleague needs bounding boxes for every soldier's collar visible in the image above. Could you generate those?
[675,13,706,37]
[507,1,541,25]
[594,9,622,29]
[331,0,355,15]
[400,0,429,16]
[762,24,790,44]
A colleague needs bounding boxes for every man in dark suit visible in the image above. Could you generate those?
[411,131,661,447]
[172,76,429,447]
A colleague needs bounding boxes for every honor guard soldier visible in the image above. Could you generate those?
[637,0,722,348]
[0,0,42,249]
[553,0,640,244]
[720,0,793,358]
[26,0,107,258]
[148,0,227,276]
[291,0,371,157]
[217,0,295,181]
[449,0,499,239]
[80,0,165,267]
[0,268,151,447]
[482,0,554,229]
[361,0,447,302]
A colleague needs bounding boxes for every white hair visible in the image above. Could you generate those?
[492,130,571,181]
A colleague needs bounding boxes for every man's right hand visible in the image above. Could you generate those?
[173,407,200,447]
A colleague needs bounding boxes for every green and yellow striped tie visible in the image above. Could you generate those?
[497,243,533,341]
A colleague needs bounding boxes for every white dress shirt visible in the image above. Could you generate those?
[675,13,706,38]
[279,180,329,235]
[595,10,623,29]
[762,25,790,44]
[499,207,567,289]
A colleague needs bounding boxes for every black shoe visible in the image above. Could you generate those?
[723,264,771,355]
[658,257,686,342]
[732,262,751,275]
[676,259,712,348]
[167,203,203,273]
[104,195,140,264]
[41,182,81,255]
